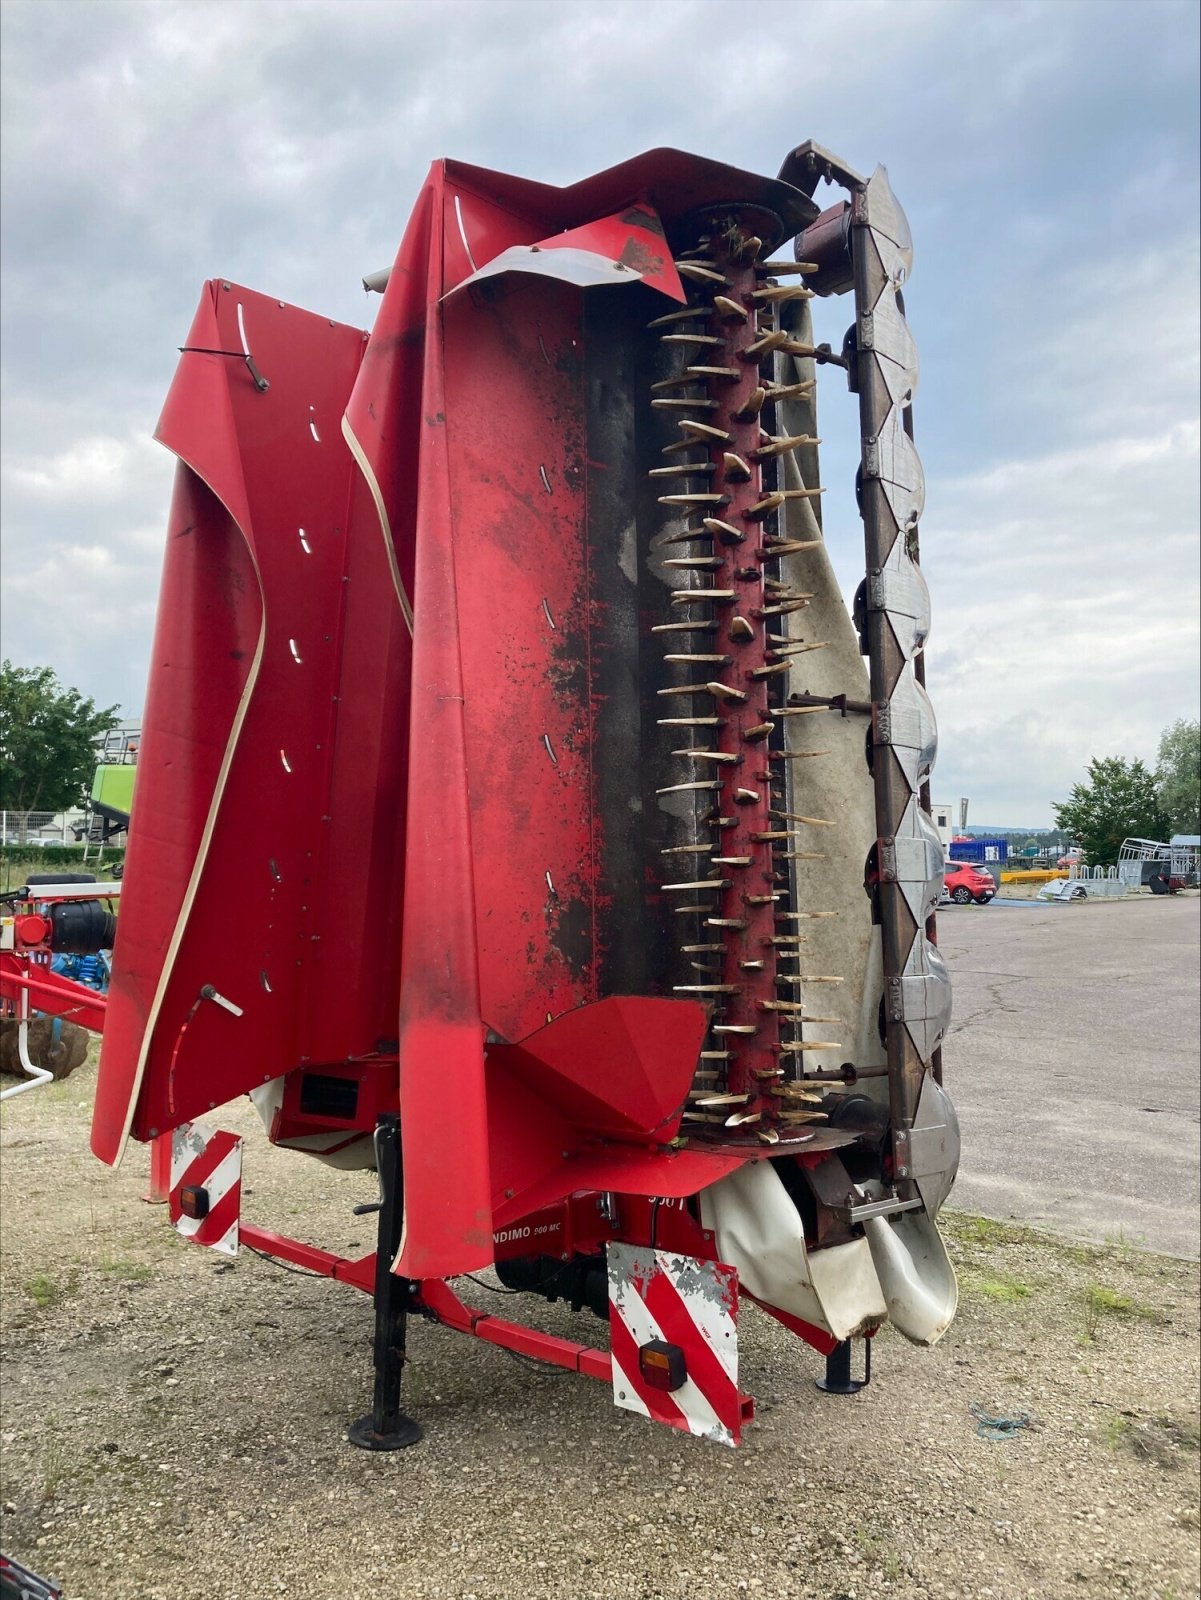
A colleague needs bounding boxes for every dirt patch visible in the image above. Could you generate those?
[1,1067,1198,1600]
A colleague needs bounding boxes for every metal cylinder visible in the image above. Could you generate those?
[49,899,117,954]
[795,203,853,297]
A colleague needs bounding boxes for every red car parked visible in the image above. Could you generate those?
[943,862,996,905]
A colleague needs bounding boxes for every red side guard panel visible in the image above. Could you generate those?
[93,288,410,1160]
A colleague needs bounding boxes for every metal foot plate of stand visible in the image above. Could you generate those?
[816,1335,872,1395]
[348,1114,423,1451]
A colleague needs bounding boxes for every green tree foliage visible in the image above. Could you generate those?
[1052,756,1172,867]
[1155,718,1200,835]
[0,661,120,840]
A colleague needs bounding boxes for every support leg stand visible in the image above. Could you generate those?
[348,1114,423,1451]
[816,1335,872,1396]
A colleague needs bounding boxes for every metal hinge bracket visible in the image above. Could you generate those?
[886,975,905,1021]
[878,838,898,884]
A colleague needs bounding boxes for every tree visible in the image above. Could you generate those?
[0,662,120,842]
[1155,718,1200,835]
[1052,756,1172,868]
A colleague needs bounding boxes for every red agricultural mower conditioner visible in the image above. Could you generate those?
[89,140,958,1449]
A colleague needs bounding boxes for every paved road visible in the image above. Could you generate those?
[939,893,1200,1258]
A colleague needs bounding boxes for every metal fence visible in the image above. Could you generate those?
[1117,837,1200,888]
[1068,864,1128,898]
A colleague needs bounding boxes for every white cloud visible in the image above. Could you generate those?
[3,432,165,503]
[1,528,164,717]
[925,414,1199,821]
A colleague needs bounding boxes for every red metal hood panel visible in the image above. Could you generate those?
[92,286,407,1162]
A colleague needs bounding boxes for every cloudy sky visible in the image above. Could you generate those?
[1,0,1197,825]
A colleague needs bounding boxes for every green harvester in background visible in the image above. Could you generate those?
[90,763,135,837]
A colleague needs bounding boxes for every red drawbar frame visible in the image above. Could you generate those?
[235,1177,836,1374]
[234,1226,611,1379]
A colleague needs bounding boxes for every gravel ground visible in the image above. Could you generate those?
[1,1064,1199,1600]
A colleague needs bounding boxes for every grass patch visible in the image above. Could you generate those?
[1082,1282,1164,1341]
[946,1214,1011,1248]
[853,1530,904,1582]
[972,1272,1034,1304]
[24,1271,77,1310]
[101,1258,153,1284]
[1085,1283,1160,1319]
[1102,1225,1145,1262]
[1101,1413,1132,1449]
[1099,1411,1201,1468]
[41,1435,68,1501]
[942,1209,1169,1265]
[942,1209,1103,1264]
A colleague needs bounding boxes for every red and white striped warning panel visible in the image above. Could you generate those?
[607,1242,750,1448]
[168,1122,243,1256]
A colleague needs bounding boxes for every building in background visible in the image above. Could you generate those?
[931,799,969,851]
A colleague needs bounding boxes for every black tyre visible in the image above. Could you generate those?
[951,886,973,904]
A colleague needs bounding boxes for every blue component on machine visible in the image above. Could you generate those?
[50,951,110,992]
